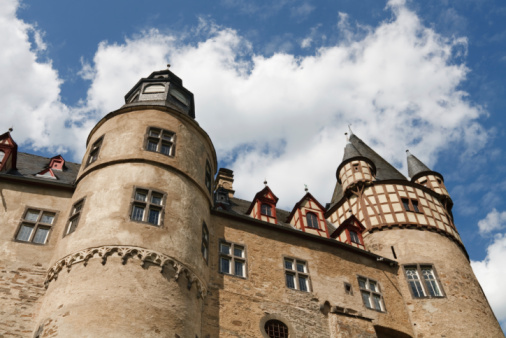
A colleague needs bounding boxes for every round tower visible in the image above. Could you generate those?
[36,68,216,337]
[336,136,376,192]
[327,134,504,337]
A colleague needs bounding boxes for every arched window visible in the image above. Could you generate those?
[0,150,4,163]
[306,212,318,229]
[264,320,288,338]
[143,84,165,94]
[261,204,272,216]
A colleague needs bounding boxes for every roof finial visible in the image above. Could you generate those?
[406,149,411,156]
[304,184,308,192]
[167,63,171,69]
[8,127,13,132]
[264,178,268,186]
[348,124,353,135]
[345,132,349,142]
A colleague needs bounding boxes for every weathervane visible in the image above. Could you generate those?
[264,178,268,186]
[304,184,308,192]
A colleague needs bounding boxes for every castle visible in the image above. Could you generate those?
[0,68,503,338]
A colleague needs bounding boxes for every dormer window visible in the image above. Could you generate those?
[143,84,165,94]
[306,212,319,229]
[0,150,4,163]
[349,230,360,244]
[261,204,272,216]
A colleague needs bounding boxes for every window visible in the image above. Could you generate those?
[349,230,360,244]
[0,150,4,163]
[65,199,85,236]
[146,127,175,157]
[358,276,385,311]
[87,136,103,166]
[205,161,212,193]
[284,258,310,292]
[219,241,246,278]
[130,188,165,226]
[15,208,56,244]
[306,212,319,229]
[202,222,209,263]
[264,320,288,338]
[401,198,422,213]
[353,163,359,171]
[344,282,353,295]
[261,204,272,216]
[404,264,443,298]
[143,84,165,93]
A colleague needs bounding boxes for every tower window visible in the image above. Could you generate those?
[264,320,288,338]
[261,204,272,216]
[284,258,311,292]
[306,212,319,229]
[130,188,165,226]
[358,276,385,312]
[202,222,209,263]
[401,198,422,213]
[15,208,57,244]
[404,264,444,298]
[143,84,165,94]
[86,136,103,167]
[145,127,175,157]
[65,199,85,237]
[219,241,246,278]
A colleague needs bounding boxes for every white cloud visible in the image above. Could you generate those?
[478,208,506,235]
[471,234,506,331]
[3,0,489,211]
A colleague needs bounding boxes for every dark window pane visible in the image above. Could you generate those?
[149,129,160,137]
[299,276,308,292]
[148,209,160,225]
[412,200,420,213]
[16,224,33,241]
[284,259,293,270]
[265,320,288,338]
[25,209,39,222]
[372,294,382,310]
[68,216,79,234]
[74,202,83,214]
[361,291,372,308]
[33,227,50,244]
[220,257,230,274]
[233,246,243,257]
[161,142,172,155]
[131,205,144,221]
[40,212,55,224]
[306,212,318,228]
[261,204,272,216]
[296,262,305,272]
[220,243,230,255]
[147,140,158,151]
[358,278,367,289]
[285,273,295,289]
[349,230,360,244]
[162,132,173,141]
[134,191,147,202]
[234,261,244,277]
[151,194,162,205]
[402,199,410,211]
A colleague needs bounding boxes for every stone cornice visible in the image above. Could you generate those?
[44,245,207,298]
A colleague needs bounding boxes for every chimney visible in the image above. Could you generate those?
[215,168,235,198]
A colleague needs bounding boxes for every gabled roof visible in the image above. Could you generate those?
[330,133,407,207]
[330,215,366,239]
[245,185,279,215]
[286,192,325,223]
[0,131,18,170]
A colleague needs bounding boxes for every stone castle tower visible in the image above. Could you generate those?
[0,69,503,337]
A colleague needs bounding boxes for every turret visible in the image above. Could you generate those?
[36,67,216,337]
[336,134,376,192]
[406,150,451,202]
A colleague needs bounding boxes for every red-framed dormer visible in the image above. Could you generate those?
[330,215,366,250]
[35,168,57,180]
[246,186,278,224]
[48,155,65,171]
[0,131,18,172]
[286,192,329,238]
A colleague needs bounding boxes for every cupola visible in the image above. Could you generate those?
[123,65,195,119]
[336,134,376,192]
[406,150,450,200]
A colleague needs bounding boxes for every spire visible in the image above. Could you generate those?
[342,141,362,162]
[406,150,431,179]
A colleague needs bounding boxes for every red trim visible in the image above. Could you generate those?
[0,132,18,171]
[298,208,305,231]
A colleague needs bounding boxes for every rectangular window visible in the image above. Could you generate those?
[358,276,385,311]
[130,188,165,226]
[284,258,311,292]
[86,136,103,166]
[15,208,56,244]
[404,264,444,298]
[201,222,209,263]
[219,241,246,278]
[349,230,360,244]
[145,127,175,156]
[402,198,422,213]
[65,199,85,237]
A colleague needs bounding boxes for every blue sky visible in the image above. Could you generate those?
[3,0,506,330]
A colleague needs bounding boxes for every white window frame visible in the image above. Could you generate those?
[358,276,385,312]
[404,264,444,298]
[219,241,246,278]
[284,257,311,292]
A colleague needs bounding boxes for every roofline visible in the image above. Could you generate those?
[0,173,75,191]
[410,170,444,183]
[211,208,398,267]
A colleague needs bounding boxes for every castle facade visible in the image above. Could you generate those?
[0,69,503,337]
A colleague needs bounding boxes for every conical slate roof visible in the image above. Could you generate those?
[329,134,407,209]
[406,151,431,179]
[342,142,362,162]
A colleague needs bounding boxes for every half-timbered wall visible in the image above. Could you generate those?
[289,199,328,238]
[327,183,461,244]
[414,174,450,198]
[338,160,374,191]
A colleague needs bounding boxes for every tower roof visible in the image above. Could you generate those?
[342,141,362,162]
[406,150,443,182]
[329,134,407,208]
